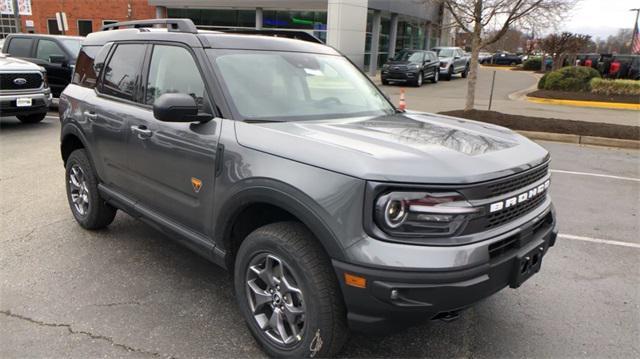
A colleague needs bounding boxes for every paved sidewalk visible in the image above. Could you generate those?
[375,67,639,127]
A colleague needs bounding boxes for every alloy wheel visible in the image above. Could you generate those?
[245,253,306,346]
[69,164,90,216]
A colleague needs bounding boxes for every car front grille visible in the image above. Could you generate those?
[486,163,549,197]
[484,192,547,229]
[0,72,43,90]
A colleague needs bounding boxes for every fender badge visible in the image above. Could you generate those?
[191,177,203,193]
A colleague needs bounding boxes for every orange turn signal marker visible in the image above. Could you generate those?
[344,273,367,288]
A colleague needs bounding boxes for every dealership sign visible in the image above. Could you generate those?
[0,0,32,15]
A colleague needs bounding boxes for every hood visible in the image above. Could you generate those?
[386,60,413,65]
[235,112,549,184]
[438,56,454,63]
[0,54,44,72]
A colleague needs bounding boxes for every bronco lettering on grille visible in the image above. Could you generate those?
[489,179,550,213]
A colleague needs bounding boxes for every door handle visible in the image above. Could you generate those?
[130,125,153,140]
[83,111,98,120]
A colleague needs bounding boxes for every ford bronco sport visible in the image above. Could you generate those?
[59,19,557,358]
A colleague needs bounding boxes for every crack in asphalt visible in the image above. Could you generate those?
[93,301,142,307]
[0,310,175,358]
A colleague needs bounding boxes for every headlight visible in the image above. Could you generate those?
[374,191,477,237]
[42,72,49,88]
[408,63,420,69]
[382,63,390,69]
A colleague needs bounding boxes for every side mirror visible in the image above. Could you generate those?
[49,55,67,65]
[153,93,211,122]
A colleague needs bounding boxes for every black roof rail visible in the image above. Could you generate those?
[101,18,198,34]
[198,26,324,44]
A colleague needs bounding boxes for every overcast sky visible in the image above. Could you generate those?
[561,0,639,39]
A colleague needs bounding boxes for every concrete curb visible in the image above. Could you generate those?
[517,130,640,150]
[526,96,640,111]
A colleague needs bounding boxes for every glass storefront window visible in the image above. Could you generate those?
[263,10,327,31]
[167,8,255,28]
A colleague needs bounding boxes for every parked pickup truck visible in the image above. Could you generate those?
[0,53,51,123]
[60,19,557,358]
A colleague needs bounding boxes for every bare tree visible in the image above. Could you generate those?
[436,0,576,111]
[539,32,592,70]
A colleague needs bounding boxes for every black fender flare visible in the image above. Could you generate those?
[60,123,98,174]
[213,178,346,263]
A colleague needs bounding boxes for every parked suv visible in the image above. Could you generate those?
[0,53,51,123]
[432,46,470,80]
[60,19,557,358]
[381,49,440,86]
[2,34,83,98]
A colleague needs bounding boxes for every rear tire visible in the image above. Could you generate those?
[65,149,116,229]
[431,70,439,83]
[461,65,469,78]
[234,222,348,358]
[17,112,46,124]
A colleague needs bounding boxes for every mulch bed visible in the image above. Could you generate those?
[528,89,640,104]
[439,109,640,141]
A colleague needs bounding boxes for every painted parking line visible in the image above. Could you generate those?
[551,169,640,182]
[558,234,640,249]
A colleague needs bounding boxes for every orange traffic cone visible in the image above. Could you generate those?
[398,88,407,111]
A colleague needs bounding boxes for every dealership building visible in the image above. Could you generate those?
[5,0,455,72]
[150,0,456,72]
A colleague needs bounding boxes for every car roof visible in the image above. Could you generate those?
[82,27,339,55]
[7,33,84,41]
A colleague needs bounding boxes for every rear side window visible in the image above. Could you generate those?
[100,43,146,101]
[7,38,33,57]
[72,44,111,88]
[36,39,65,62]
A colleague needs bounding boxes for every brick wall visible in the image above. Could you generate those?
[20,0,163,36]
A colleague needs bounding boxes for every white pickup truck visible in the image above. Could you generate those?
[0,53,51,123]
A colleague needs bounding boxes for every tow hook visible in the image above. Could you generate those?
[433,311,460,323]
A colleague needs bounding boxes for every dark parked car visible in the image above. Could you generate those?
[2,34,83,98]
[599,54,640,80]
[0,53,52,123]
[60,19,557,358]
[381,49,440,86]
[484,52,522,65]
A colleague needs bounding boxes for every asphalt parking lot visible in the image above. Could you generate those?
[1,114,639,358]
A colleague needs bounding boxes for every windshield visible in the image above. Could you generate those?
[60,39,83,59]
[433,48,455,58]
[392,50,423,63]
[209,50,394,121]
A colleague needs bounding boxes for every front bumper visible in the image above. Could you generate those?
[381,70,419,82]
[0,90,52,116]
[333,204,557,332]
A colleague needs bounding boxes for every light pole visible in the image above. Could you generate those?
[11,0,21,33]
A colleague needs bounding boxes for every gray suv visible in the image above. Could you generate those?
[59,19,557,358]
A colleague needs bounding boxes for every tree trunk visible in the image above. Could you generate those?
[464,0,483,112]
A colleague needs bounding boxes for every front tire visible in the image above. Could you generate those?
[414,71,423,87]
[65,149,116,229]
[444,66,453,81]
[234,222,348,358]
[17,112,46,124]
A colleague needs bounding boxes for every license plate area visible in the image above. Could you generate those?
[510,240,545,288]
[16,97,32,107]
